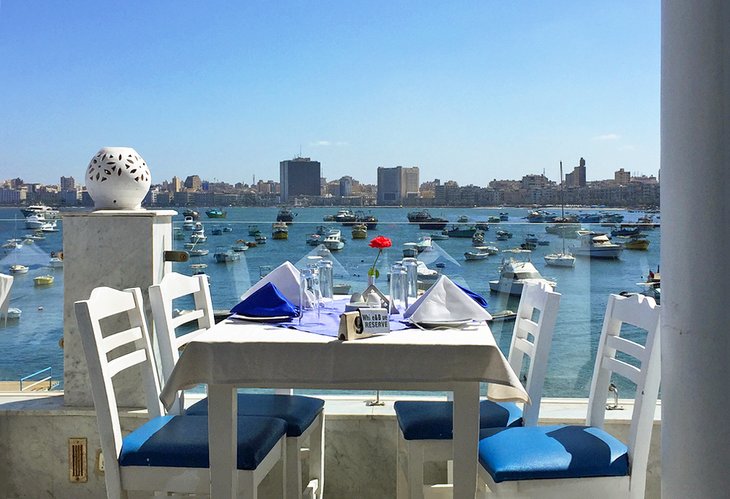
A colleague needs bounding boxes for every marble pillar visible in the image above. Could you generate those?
[62,210,175,407]
[661,1,730,496]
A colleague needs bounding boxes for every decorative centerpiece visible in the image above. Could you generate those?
[362,235,393,309]
[85,147,151,210]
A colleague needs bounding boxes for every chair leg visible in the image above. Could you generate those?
[308,413,325,499]
[407,440,425,499]
[286,437,303,499]
[240,472,257,499]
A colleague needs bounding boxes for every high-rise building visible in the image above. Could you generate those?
[402,166,420,198]
[170,176,183,192]
[377,166,402,205]
[614,168,631,185]
[279,157,321,202]
[60,176,76,190]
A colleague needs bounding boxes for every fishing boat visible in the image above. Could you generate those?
[442,225,477,238]
[255,233,267,244]
[323,230,345,251]
[182,217,196,230]
[183,209,199,220]
[408,210,448,230]
[611,226,643,237]
[222,226,233,233]
[572,231,623,259]
[214,246,240,263]
[5,308,21,320]
[210,227,223,236]
[489,250,556,296]
[205,208,227,218]
[9,264,29,274]
[637,268,661,302]
[351,223,368,239]
[248,225,260,236]
[190,228,207,243]
[623,236,650,250]
[188,248,209,257]
[276,207,295,223]
[39,221,59,233]
[472,231,485,246]
[499,212,509,221]
[355,212,378,230]
[306,233,322,246]
[496,230,512,241]
[457,215,469,223]
[272,222,289,240]
[429,232,449,240]
[33,275,54,286]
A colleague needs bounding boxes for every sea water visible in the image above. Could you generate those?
[0,206,660,398]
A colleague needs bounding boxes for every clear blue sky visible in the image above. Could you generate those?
[0,1,660,186]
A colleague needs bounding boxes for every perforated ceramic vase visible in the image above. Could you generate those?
[86,147,151,210]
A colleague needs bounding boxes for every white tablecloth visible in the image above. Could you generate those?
[159,319,528,499]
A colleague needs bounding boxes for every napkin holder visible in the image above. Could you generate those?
[338,308,389,341]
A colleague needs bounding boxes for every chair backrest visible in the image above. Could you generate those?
[74,286,164,491]
[0,273,13,326]
[586,293,661,495]
[149,272,214,411]
[506,280,561,425]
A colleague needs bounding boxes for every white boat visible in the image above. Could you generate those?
[231,240,249,252]
[9,264,29,274]
[190,228,207,243]
[464,249,489,261]
[255,233,267,244]
[182,217,196,230]
[415,236,433,253]
[25,214,47,230]
[415,261,440,289]
[20,205,59,219]
[188,248,209,257]
[544,252,576,267]
[402,242,418,258]
[429,233,449,240]
[544,161,577,269]
[489,250,556,296]
[5,308,21,320]
[40,221,59,232]
[323,230,345,251]
[572,231,623,259]
[49,257,64,268]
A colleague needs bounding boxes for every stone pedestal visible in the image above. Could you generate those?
[62,210,176,407]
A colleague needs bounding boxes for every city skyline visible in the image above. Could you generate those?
[0,2,660,185]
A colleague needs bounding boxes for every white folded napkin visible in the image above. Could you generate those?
[403,275,492,323]
[239,261,306,307]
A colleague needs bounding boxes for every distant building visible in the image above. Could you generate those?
[184,175,202,191]
[376,165,420,205]
[170,176,183,192]
[60,176,76,190]
[565,158,587,188]
[614,168,631,185]
[279,157,321,203]
[339,176,353,197]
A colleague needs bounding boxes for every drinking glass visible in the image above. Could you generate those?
[318,260,334,299]
[299,268,321,323]
[389,263,407,315]
[401,257,418,306]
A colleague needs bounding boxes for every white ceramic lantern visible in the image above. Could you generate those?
[86,147,151,210]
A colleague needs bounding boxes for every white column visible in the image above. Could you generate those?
[661,1,730,497]
[63,209,175,407]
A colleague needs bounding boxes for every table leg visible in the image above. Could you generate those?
[208,384,237,498]
[452,382,479,499]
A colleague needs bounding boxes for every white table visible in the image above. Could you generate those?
[160,319,528,499]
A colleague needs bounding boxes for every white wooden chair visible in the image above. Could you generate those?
[149,272,325,499]
[395,280,561,499]
[477,293,661,499]
[75,286,287,499]
[0,273,13,327]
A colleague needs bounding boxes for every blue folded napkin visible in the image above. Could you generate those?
[455,283,489,309]
[230,282,299,318]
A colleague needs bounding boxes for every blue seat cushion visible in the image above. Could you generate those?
[186,393,324,437]
[394,400,523,440]
[478,425,629,483]
[119,415,287,470]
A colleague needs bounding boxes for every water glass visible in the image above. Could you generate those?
[401,257,418,304]
[318,260,334,299]
[299,268,321,323]
[389,263,407,315]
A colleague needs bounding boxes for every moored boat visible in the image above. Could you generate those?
[351,223,368,239]
[276,208,296,224]
[183,209,199,220]
[214,246,240,263]
[25,214,47,230]
[415,236,432,252]
[402,242,418,258]
[182,217,196,230]
[205,208,227,218]
[9,264,29,274]
[544,252,576,268]
[464,249,490,261]
[489,250,556,296]
[442,225,477,238]
[272,222,289,240]
[323,230,345,251]
[572,231,623,259]
[20,205,59,219]
[623,236,650,250]
[33,275,54,286]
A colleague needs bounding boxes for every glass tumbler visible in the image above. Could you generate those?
[318,260,334,299]
[298,268,321,323]
[389,263,407,315]
[401,257,419,305]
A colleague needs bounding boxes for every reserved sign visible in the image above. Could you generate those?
[338,308,390,340]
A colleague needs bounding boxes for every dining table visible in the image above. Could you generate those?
[159,304,529,499]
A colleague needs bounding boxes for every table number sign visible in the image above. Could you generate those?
[338,308,390,340]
